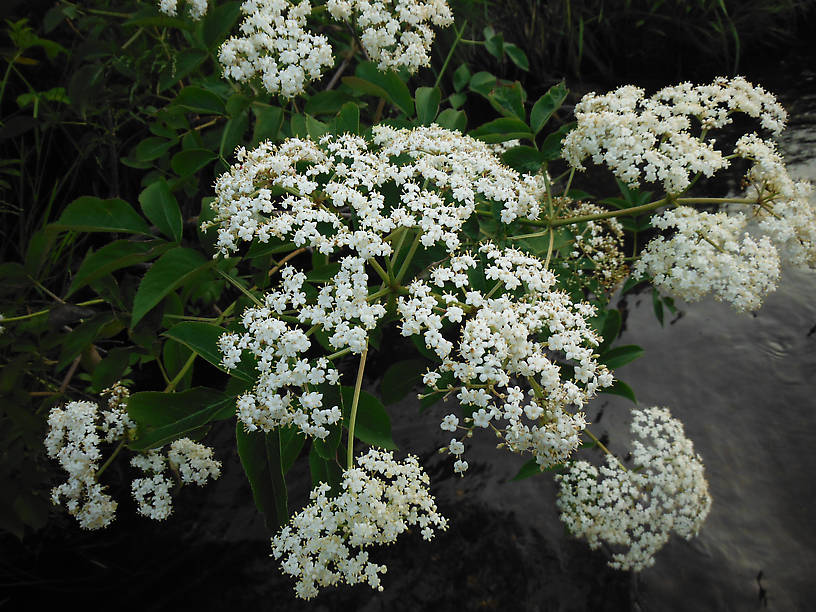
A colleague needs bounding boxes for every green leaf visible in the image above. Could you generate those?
[129,394,234,451]
[351,62,414,116]
[415,87,441,125]
[163,321,255,382]
[380,358,429,405]
[600,379,637,404]
[652,287,664,326]
[133,136,175,162]
[599,345,644,369]
[530,82,568,135]
[539,122,575,160]
[171,148,217,176]
[309,444,343,492]
[305,90,353,116]
[341,387,397,450]
[305,114,329,139]
[511,458,563,480]
[236,424,289,530]
[57,313,115,370]
[219,111,250,159]
[91,347,132,392]
[67,239,170,297]
[598,309,622,354]
[139,179,183,242]
[469,71,497,98]
[448,92,466,109]
[53,196,151,235]
[489,81,526,121]
[252,105,284,145]
[131,247,210,327]
[307,263,341,283]
[484,30,504,60]
[128,387,227,426]
[436,108,467,132]
[470,117,533,144]
[173,86,226,115]
[335,101,360,134]
[201,1,242,49]
[279,425,306,473]
[158,48,208,92]
[246,238,297,259]
[505,43,529,71]
[453,63,471,92]
[501,146,546,173]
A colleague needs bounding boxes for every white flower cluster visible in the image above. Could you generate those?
[218,0,334,98]
[634,206,781,312]
[735,133,816,268]
[44,388,135,530]
[272,449,447,599]
[400,243,613,472]
[327,0,453,73]
[157,0,208,20]
[556,407,712,571]
[563,77,787,193]
[205,126,545,258]
[131,439,222,520]
[219,267,344,437]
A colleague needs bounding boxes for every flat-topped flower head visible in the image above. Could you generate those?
[399,244,614,471]
[272,449,447,599]
[327,0,453,73]
[204,126,546,258]
[219,0,334,97]
[158,0,208,19]
[634,206,781,312]
[556,406,712,571]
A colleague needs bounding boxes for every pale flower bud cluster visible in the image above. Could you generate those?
[563,77,787,193]
[271,449,448,599]
[556,407,712,571]
[205,127,545,258]
[219,267,343,438]
[399,244,613,471]
[44,391,136,530]
[327,0,453,73]
[158,0,209,20]
[634,206,780,312]
[218,0,334,98]
[131,439,222,520]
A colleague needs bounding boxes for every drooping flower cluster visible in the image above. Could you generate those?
[563,77,787,193]
[272,449,447,599]
[44,385,134,530]
[219,267,344,438]
[327,0,454,73]
[399,243,614,472]
[218,0,334,98]
[158,0,209,19]
[131,439,222,520]
[556,406,712,571]
[634,206,781,312]
[204,126,545,258]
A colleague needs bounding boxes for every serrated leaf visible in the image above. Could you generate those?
[341,387,397,450]
[139,179,183,242]
[599,345,644,369]
[530,82,568,135]
[53,196,150,235]
[131,247,210,327]
[236,425,288,530]
[415,86,441,125]
[163,321,255,382]
[68,239,170,297]
[489,81,526,121]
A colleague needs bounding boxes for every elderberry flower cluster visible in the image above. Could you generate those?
[219,0,334,97]
[131,439,221,520]
[157,0,208,20]
[219,266,344,437]
[327,0,453,73]
[563,77,787,193]
[272,449,447,599]
[44,384,135,530]
[400,243,613,472]
[634,206,780,312]
[204,126,545,258]
[556,407,711,571]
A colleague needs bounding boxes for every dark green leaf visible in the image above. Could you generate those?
[133,136,175,162]
[219,111,250,160]
[307,263,341,283]
[652,288,664,326]
[91,347,132,392]
[415,87,441,125]
[504,43,529,70]
[353,62,414,115]
[305,90,353,115]
[279,425,306,473]
[309,444,343,492]
[201,1,242,49]
[252,105,284,145]
[599,309,622,353]
[173,86,226,115]
[530,82,568,135]
[158,49,208,92]
[539,122,575,160]
[501,146,546,173]
[341,387,397,450]
[470,117,533,144]
[171,148,217,176]
[53,196,151,235]
[163,321,255,382]
[131,247,210,327]
[469,71,497,98]
[335,102,360,134]
[67,239,170,296]
[129,395,234,451]
[236,425,288,530]
[128,387,227,426]
[599,345,644,369]
[452,63,470,92]
[139,179,183,242]
[57,313,115,370]
[489,82,526,121]
[436,108,466,132]
[511,458,563,480]
[600,379,637,404]
[380,358,429,405]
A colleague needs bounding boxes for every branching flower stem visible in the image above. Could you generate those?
[347,343,369,469]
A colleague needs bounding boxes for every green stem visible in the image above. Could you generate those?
[2,298,106,323]
[217,269,264,307]
[584,428,628,472]
[434,20,468,89]
[346,344,369,469]
[96,439,126,479]
[164,352,196,392]
[369,258,390,285]
[327,347,352,361]
[395,231,422,285]
[543,228,555,268]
